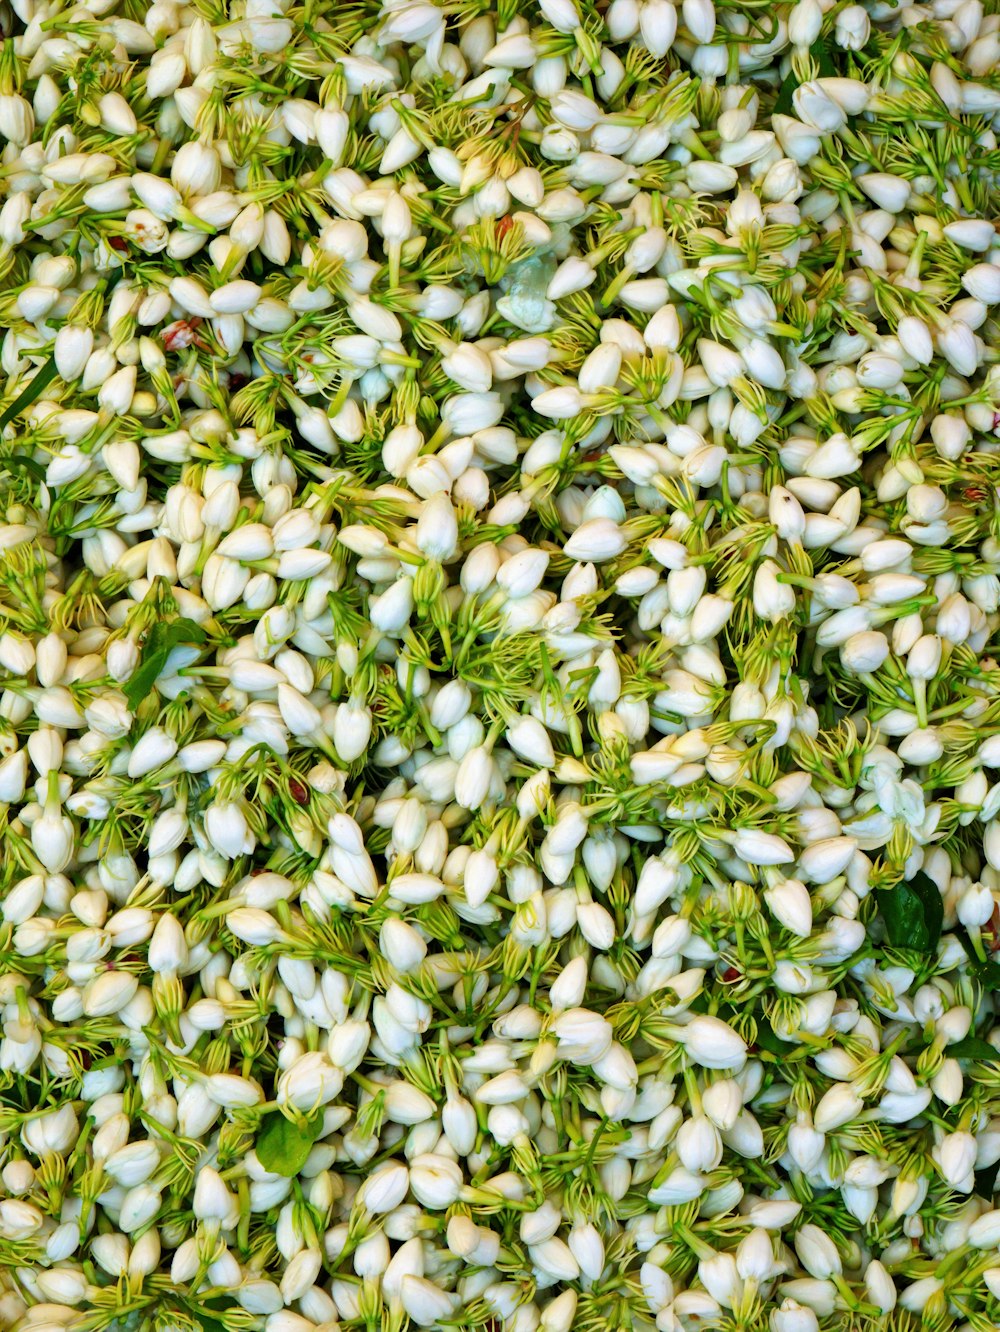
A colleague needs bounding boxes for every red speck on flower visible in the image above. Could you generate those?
[289,778,309,805]
[964,485,988,503]
[985,903,1000,951]
[496,215,514,239]
[163,319,202,352]
[992,412,1000,433]
[721,966,741,983]
[110,236,128,252]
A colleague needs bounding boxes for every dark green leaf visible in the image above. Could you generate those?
[958,933,1000,988]
[0,356,60,433]
[876,871,943,952]
[947,1036,1000,1061]
[5,454,46,480]
[772,74,797,118]
[909,870,944,943]
[754,1025,791,1055]
[970,958,1000,991]
[773,39,838,117]
[255,1111,324,1177]
[123,617,207,710]
[975,1159,1000,1202]
[168,1303,229,1332]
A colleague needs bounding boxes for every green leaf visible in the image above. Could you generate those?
[0,356,60,433]
[975,1159,1000,1202]
[255,1111,324,1177]
[179,1305,230,1332]
[754,1025,792,1055]
[970,958,1000,990]
[876,871,943,953]
[947,1036,1000,1061]
[772,74,798,119]
[773,39,838,117]
[123,617,207,710]
[5,454,46,481]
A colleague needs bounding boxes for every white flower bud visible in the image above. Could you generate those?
[359,1163,410,1214]
[771,1300,820,1332]
[675,1016,746,1070]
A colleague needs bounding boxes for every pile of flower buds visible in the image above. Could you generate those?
[4,0,1000,1328]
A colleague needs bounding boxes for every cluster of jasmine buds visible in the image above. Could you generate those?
[3,0,1000,1329]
